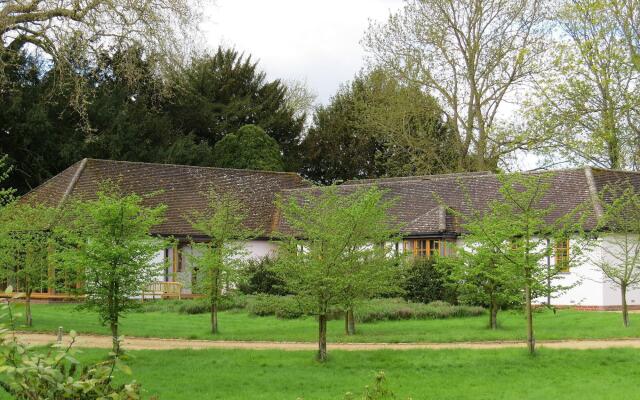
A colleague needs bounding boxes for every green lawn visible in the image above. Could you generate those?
[3,347,640,399]
[13,303,640,343]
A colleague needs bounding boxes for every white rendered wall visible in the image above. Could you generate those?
[598,234,640,307]
[548,238,605,307]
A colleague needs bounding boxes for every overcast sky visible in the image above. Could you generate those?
[200,0,404,105]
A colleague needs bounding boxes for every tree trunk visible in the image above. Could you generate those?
[318,314,328,362]
[489,297,498,330]
[525,283,535,355]
[110,320,119,354]
[621,285,629,327]
[344,311,349,335]
[347,307,356,335]
[211,300,218,334]
[25,291,32,327]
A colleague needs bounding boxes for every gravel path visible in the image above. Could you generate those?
[12,332,640,351]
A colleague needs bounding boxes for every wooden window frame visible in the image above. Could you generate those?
[555,238,570,273]
[403,238,449,258]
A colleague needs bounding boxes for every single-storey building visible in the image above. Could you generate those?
[22,158,640,309]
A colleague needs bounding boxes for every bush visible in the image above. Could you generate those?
[238,256,289,295]
[1,288,140,399]
[402,258,457,304]
[353,298,484,323]
[177,295,248,315]
[245,294,305,319]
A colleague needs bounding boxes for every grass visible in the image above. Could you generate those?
[3,347,640,399]
[13,302,640,343]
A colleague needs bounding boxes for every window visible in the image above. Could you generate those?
[403,238,451,257]
[555,239,570,272]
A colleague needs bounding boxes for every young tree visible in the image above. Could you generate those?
[186,190,257,334]
[275,186,400,360]
[0,203,56,326]
[55,182,167,352]
[455,173,586,353]
[438,220,522,330]
[364,0,548,171]
[593,184,640,327]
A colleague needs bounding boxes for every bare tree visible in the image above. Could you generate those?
[593,184,640,327]
[525,0,640,170]
[0,0,203,102]
[363,0,549,171]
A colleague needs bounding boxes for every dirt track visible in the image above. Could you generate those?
[12,332,640,351]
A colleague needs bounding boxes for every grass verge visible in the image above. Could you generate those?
[13,303,640,343]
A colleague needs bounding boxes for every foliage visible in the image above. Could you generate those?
[186,189,257,333]
[592,183,640,326]
[0,0,200,117]
[54,181,168,352]
[0,154,15,204]
[301,69,457,184]
[275,186,401,359]
[525,0,640,169]
[212,124,285,171]
[449,172,589,353]
[0,288,140,399]
[364,0,548,171]
[352,298,483,323]
[437,238,521,329]
[0,46,304,195]
[0,203,57,326]
[344,371,401,400]
[402,258,457,304]
[245,294,306,319]
[238,255,289,296]
[169,47,305,170]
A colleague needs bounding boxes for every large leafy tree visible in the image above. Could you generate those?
[275,186,400,360]
[364,0,549,171]
[0,48,214,194]
[301,70,457,184]
[0,0,200,107]
[169,47,305,170]
[526,0,640,169]
[55,182,167,352]
[212,125,284,171]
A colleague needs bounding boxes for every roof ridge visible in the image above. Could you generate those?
[584,166,604,220]
[58,158,88,207]
[84,158,303,177]
[341,171,494,186]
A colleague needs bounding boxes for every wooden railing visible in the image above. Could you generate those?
[142,281,183,300]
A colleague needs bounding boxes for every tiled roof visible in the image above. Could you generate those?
[276,167,640,236]
[23,159,310,237]
[24,160,640,239]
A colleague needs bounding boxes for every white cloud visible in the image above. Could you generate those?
[200,0,404,104]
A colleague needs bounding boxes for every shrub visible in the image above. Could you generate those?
[245,294,305,319]
[0,288,140,399]
[178,295,248,315]
[353,298,483,323]
[238,256,289,295]
[402,258,457,304]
